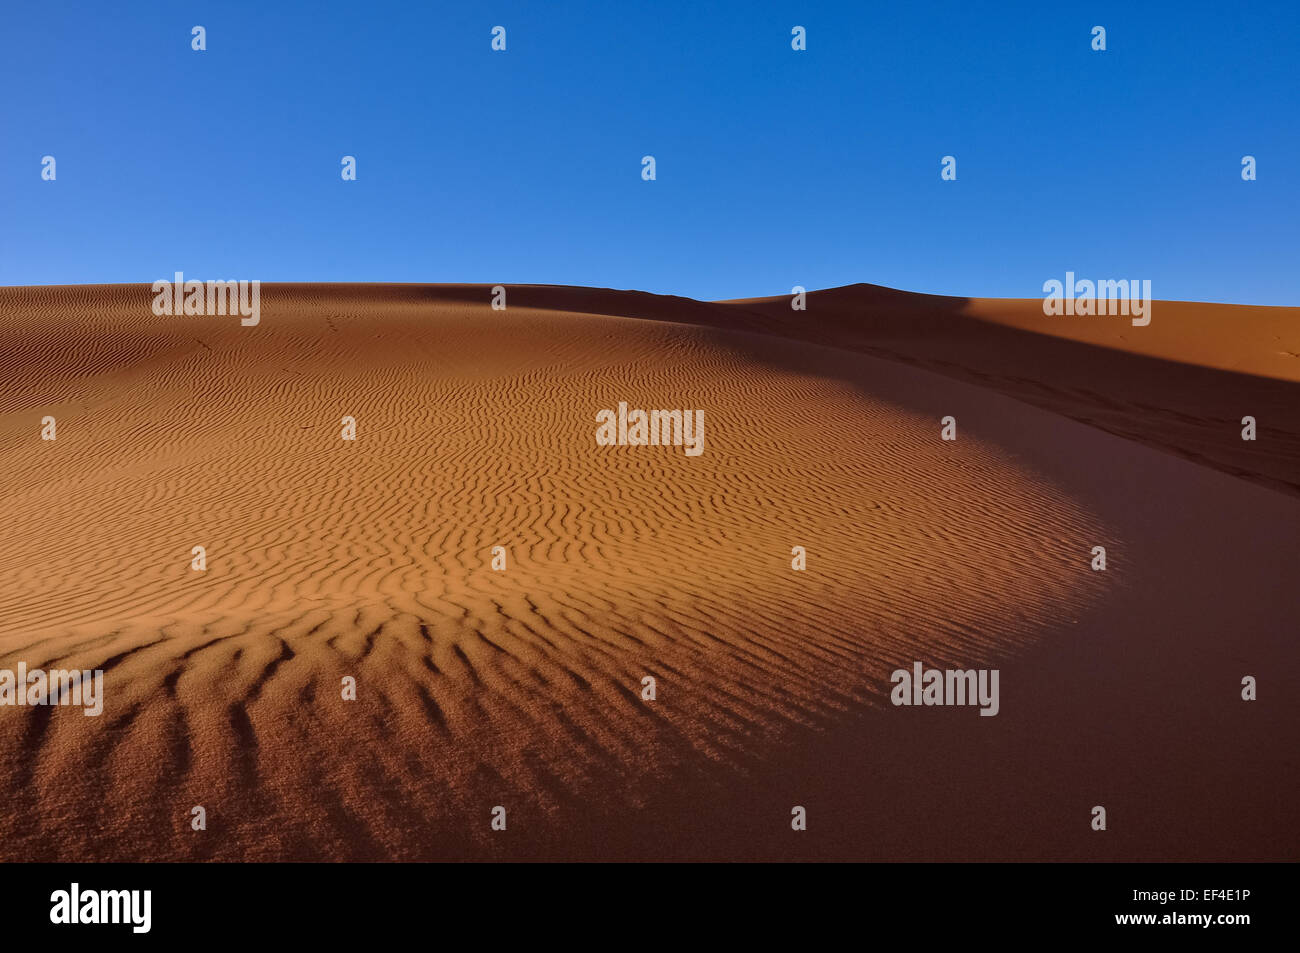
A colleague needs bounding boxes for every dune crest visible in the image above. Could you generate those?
[0,283,1295,860]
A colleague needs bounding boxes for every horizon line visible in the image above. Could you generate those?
[1,279,1295,311]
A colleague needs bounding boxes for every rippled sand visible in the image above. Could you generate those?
[0,283,1295,860]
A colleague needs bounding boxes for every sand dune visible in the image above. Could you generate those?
[722,286,1300,497]
[0,282,1295,860]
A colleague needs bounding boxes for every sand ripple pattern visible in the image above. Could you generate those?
[0,284,1108,859]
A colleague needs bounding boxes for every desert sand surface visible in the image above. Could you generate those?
[0,282,1295,861]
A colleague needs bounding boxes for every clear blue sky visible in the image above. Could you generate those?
[2,0,1296,304]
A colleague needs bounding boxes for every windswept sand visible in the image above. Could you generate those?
[0,283,1295,861]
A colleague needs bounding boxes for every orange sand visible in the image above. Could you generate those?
[0,283,1295,860]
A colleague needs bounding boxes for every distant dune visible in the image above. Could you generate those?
[0,282,1295,861]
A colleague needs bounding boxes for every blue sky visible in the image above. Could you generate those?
[2,0,1296,303]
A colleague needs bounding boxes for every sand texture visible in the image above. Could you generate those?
[0,283,1295,860]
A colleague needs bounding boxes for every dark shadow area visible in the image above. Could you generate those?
[253,281,1300,498]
